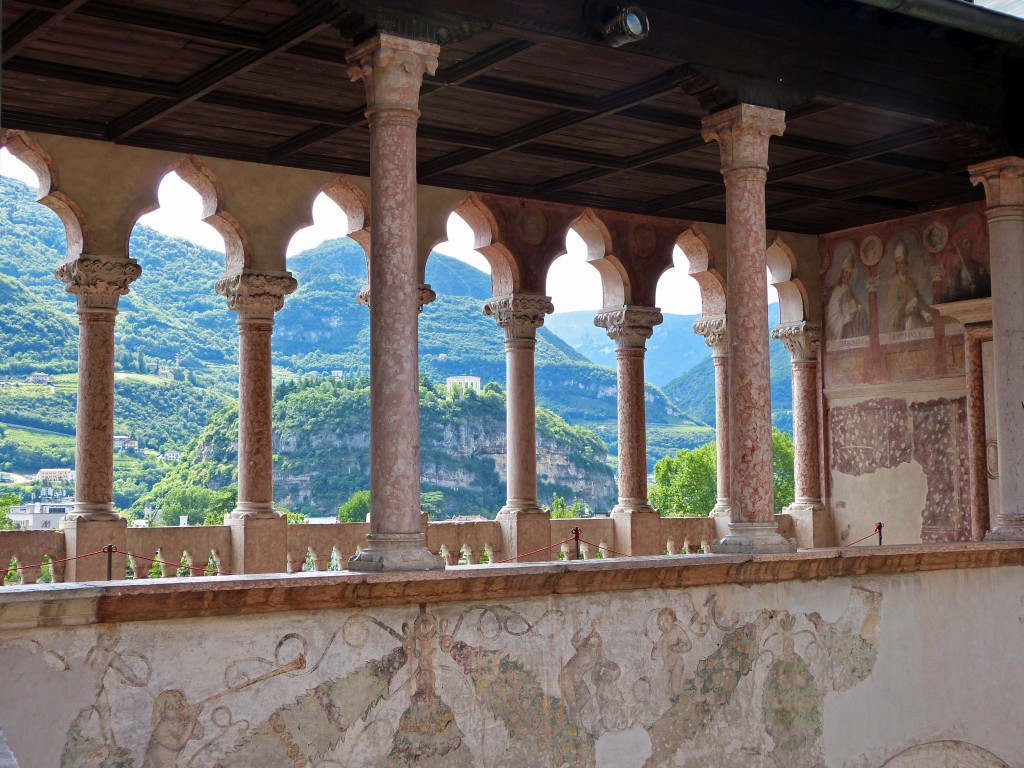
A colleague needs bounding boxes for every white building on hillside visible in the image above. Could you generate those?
[8,499,74,530]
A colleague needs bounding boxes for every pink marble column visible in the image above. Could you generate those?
[970,157,1024,540]
[348,34,444,571]
[595,306,663,556]
[215,272,297,518]
[963,326,992,540]
[55,255,139,581]
[702,104,793,553]
[484,294,553,561]
[55,256,141,521]
[693,315,730,517]
[772,321,832,547]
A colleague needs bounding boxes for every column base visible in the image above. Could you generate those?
[65,501,121,522]
[497,504,552,563]
[610,502,662,556]
[348,533,445,572]
[710,521,796,554]
[228,513,287,575]
[709,500,731,518]
[60,516,127,581]
[229,501,282,520]
[984,522,1024,542]
[784,500,833,548]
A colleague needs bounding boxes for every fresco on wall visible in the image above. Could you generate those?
[2,586,889,768]
[830,397,970,542]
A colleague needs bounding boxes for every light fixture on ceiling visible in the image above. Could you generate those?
[601,6,650,46]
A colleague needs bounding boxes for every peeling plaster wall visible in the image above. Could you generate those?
[821,204,986,544]
[0,566,1021,768]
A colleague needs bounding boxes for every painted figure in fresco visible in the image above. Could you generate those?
[142,690,204,768]
[884,242,932,332]
[650,608,692,697]
[558,628,625,737]
[761,612,823,764]
[941,217,990,302]
[826,255,867,340]
[62,627,151,768]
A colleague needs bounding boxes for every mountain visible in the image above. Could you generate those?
[544,311,711,386]
[143,378,617,519]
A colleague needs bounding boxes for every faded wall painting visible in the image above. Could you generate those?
[0,586,887,768]
[820,202,987,388]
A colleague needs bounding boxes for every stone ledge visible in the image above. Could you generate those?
[0,542,1020,630]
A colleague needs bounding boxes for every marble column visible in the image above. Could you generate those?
[970,156,1024,540]
[347,34,444,571]
[55,255,140,580]
[693,315,731,518]
[215,272,296,574]
[484,293,553,562]
[702,104,794,553]
[772,321,832,547]
[595,305,664,556]
[964,326,992,540]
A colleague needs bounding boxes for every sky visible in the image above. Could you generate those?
[1,147,704,315]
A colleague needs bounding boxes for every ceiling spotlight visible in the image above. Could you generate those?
[601,6,649,47]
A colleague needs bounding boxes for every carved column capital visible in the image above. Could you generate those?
[693,314,729,356]
[483,293,553,340]
[215,271,297,320]
[594,305,663,350]
[55,255,141,311]
[771,321,822,363]
[701,104,786,176]
[969,156,1024,211]
[347,34,440,116]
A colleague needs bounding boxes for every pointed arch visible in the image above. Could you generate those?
[320,175,372,263]
[570,209,630,307]
[676,226,725,316]
[3,129,86,261]
[449,194,520,296]
[767,236,809,323]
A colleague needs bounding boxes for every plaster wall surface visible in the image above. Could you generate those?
[0,556,1020,768]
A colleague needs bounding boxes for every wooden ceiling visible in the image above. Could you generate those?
[3,0,1023,234]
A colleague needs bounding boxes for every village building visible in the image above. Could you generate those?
[1,1,1023,766]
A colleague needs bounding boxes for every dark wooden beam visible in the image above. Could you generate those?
[74,0,266,49]
[0,108,109,140]
[4,57,179,97]
[2,0,90,64]
[268,38,536,159]
[106,0,353,140]
[417,70,684,180]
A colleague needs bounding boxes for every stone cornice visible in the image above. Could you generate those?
[55,255,141,310]
[483,293,553,340]
[215,271,297,319]
[771,321,822,363]
[693,314,728,356]
[594,305,663,349]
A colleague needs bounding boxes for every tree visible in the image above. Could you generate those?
[338,489,370,523]
[650,428,796,517]
[0,492,21,530]
[157,486,235,526]
[420,491,444,517]
[546,492,585,519]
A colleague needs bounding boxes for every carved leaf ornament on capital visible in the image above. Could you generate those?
[771,322,822,363]
[55,256,141,309]
[215,272,298,318]
[693,315,728,355]
[483,294,554,339]
[347,37,440,110]
[594,306,664,349]
[700,106,786,173]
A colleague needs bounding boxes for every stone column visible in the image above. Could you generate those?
[484,293,553,562]
[214,272,295,573]
[772,321,832,547]
[963,326,992,540]
[347,34,444,571]
[595,305,663,556]
[702,104,793,553]
[55,255,140,580]
[970,157,1024,540]
[693,315,731,518]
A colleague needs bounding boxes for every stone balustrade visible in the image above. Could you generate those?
[0,512,801,585]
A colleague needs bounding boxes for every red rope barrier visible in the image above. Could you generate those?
[578,538,632,558]
[846,522,884,547]
[2,548,109,573]
[493,536,576,564]
[122,549,228,576]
